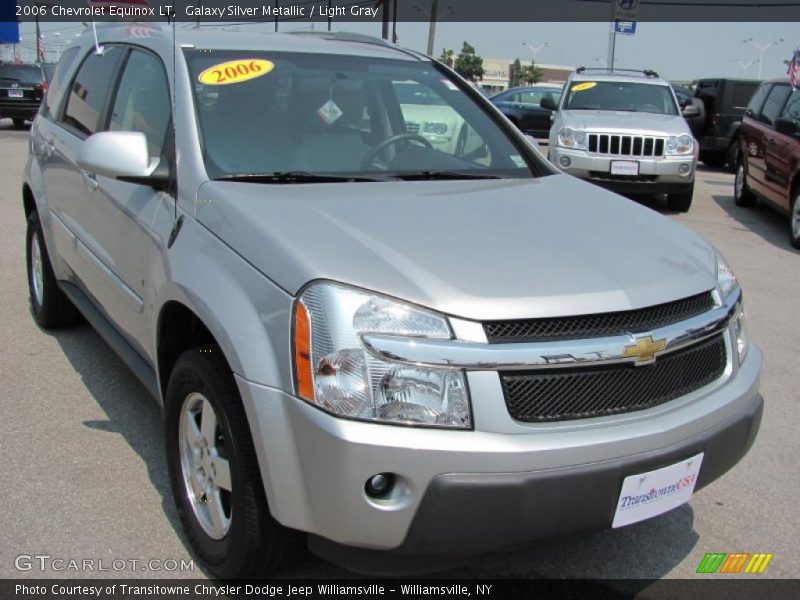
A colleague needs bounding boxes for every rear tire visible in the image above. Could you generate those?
[165,346,303,578]
[26,213,80,328]
[734,159,757,207]
[790,190,800,250]
[667,187,694,212]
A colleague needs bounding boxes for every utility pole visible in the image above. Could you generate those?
[381,0,391,40]
[426,0,438,55]
[606,1,616,71]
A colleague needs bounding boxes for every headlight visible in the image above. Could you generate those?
[294,282,471,428]
[665,134,694,155]
[732,300,749,364]
[558,127,587,149]
[715,249,738,299]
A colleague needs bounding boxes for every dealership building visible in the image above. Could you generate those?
[480,58,574,94]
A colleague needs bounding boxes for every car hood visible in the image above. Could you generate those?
[196,175,717,321]
[560,110,689,135]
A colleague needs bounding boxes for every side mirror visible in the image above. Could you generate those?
[774,117,798,137]
[540,96,558,111]
[682,104,701,118]
[77,131,170,190]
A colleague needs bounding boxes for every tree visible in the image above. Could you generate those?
[509,58,523,87]
[454,42,484,82]
[519,62,544,85]
[439,48,454,67]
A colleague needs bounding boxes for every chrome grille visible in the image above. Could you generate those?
[588,133,665,157]
[501,334,727,422]
[484,291,715,343]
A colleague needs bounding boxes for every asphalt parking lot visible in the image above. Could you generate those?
[1,117,798,583]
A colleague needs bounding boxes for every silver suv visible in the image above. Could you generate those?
[23,27,761,577]
[548,68,698,212]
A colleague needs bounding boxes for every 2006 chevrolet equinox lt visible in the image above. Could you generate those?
[23,26,763,577]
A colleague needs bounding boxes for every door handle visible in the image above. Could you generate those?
[81,170,99,191]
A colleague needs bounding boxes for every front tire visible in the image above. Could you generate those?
[165,346,302,578]
[790,190,800,250]
[26,213,80,328]
[734,159,757,207]
[667,187,694,212]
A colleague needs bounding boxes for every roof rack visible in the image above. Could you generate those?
[575,67,660,78]
[288,31,390,47]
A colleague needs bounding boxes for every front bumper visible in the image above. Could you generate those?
[237,331,762,562]
[548,146,696,194]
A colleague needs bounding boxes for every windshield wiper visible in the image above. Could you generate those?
[389,170,506,181]
[214,171,389,184]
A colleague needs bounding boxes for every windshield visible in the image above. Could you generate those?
[186,51,535,181]
[563,81,678,115]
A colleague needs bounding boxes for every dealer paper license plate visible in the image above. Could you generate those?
[612,453,703,528]
[610,160,639,176]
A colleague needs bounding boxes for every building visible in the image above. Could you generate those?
[478,58,575,94]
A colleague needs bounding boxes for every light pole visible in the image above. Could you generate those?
[414,1,454,57]
[743,38,784,78]
[522,41,548,64]
[732,58,755,76]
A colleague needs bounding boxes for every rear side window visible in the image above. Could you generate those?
[745,83,771,120]
[62,46,124,136]
[109,50,172,158]
[759,84,791,127]
[42,47,80,118]
[730,83,758,110]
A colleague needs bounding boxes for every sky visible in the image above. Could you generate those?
[11,20,798,81]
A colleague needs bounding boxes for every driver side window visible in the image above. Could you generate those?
[109,49,172,158]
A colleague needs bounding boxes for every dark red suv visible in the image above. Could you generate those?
[736,78,800,248]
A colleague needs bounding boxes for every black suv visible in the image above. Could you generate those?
[0,62,51,128]
[694,78,761,169]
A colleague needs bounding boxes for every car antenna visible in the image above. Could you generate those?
[167,5,184,247]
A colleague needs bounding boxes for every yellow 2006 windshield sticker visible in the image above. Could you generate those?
[198,59,274,85]
[571,81,597,92]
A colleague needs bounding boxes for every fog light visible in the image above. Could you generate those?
[365,473,395,499]
[678,163,692,176]
[559,156,571,168]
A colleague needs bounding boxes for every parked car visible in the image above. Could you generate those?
[547,68,698,211]
[735,78,800,248]
[0,62,50,128]
[24,27,762,577]
[490,84,563,138]
[694,78,761,170]
[671,82,705,137]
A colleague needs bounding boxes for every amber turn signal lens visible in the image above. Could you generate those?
[294,301,314,401]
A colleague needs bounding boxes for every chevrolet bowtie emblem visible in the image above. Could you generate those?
[624,335,666,365]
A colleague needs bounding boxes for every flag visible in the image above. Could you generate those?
[789,47,800,90]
